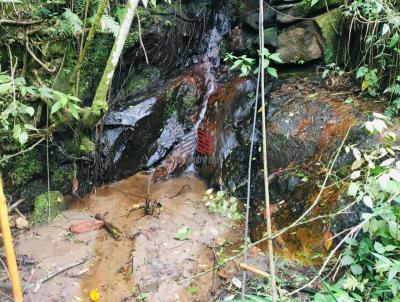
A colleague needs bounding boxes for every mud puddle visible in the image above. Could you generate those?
[11,173,241,302]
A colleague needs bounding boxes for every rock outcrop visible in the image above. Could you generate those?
[230,0,345,64]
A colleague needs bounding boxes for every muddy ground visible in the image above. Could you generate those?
[2,173,245,302]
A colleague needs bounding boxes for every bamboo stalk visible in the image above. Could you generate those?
[0,174,23,301]
[259,1,278,301]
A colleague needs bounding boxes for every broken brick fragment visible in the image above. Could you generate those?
[69,220,105,234]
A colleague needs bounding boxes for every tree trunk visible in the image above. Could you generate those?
[69,0,110,87]
[89,0,139,121]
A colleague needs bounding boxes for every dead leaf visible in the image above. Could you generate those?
[217,269,229,279]
[351,159,365,171]
[361,79,369,91]
[72,177,79,194]
[89,289,100,302]
[323,228,333,251]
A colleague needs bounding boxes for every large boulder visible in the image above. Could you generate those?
[276,0,343,24]
[277,20,323,63]
[244,7,276,30]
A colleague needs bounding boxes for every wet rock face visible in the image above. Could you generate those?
[98,69,207,182]
[99,90,167,181]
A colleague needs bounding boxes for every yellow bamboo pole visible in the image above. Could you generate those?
[0,173,23,302]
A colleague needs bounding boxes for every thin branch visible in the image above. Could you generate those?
[0,19,42,25]
[32,257,88,293]
[25,42,56,73]
[136,11,149,65]
[0,138,45,163]
[288,221,366,296]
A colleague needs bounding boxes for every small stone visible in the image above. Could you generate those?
[231,277,242,289]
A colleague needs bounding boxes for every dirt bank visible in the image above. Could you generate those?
[8,173,241,302]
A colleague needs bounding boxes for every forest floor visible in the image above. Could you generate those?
[4,173,247,302]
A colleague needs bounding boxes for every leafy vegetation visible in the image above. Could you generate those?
[224,48,283,78]
[204,188,243,220]
[343,0,399,115]
[314,114,400,302]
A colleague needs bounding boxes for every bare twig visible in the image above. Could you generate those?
[8,199,25,214]
[136,11,149,64]
[25,42,56,73]
[168,184,191,199]
[288,221,366,296]
[0,138,45,163]
[33,257,88,293]
[0,19,42,25]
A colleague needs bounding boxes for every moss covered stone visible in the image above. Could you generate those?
[277,0,343,24]
[50,164,74,193]
[125,65,160,93]
[33,191,65,224]
[10,150,43,186]
[315,9,344,64]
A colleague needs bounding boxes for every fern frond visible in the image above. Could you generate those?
[99,15,120,37]
[61,9,83,35]
[384,84,400,96]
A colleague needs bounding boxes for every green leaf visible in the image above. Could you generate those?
[388,221,400,240]
[51,100,64,115]
[350,264,363,275]
[341,255,354,266]
[216,191,225,198]
[388,268,398,281]
[24,124,37,131]
[18,104,34,116]
[19,131,28,145]
[268,53,283,63]
[311,0,319,6]
[187,287,198,295]
[347,182,359,197]
[240,64,249,76]
[174,227,192,240]
[13,124,21,140]
[137,292,149,300]
[230,60,242,71]
[267,67,278,78]
[38,87,53,98]
[374,241,385,254]
[382,23,390,36]
[0,82,13,94]
[68,103,80,120]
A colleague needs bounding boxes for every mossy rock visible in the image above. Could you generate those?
[50,164,75,194]
[276,0,343,24]
[125,65,160,94]
[315,9,344,64]
[33,191,65,225]
[9,150,43,186]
